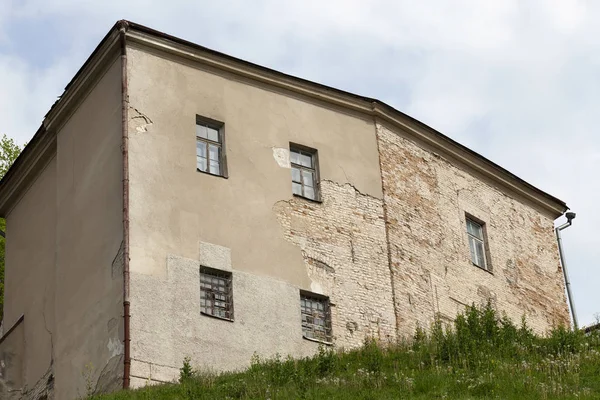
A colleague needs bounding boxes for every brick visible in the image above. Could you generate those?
[376,123,569,335]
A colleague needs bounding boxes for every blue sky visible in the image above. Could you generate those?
[0,0,598,326]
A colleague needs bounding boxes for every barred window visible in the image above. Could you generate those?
[196,116,227,177]
[200,267,233,320]
[290,145,320,201]
[300,292,332,343]
[466,217,489,271]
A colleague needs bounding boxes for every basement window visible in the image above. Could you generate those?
[200,267,234,321]
[290,144,320,201]
[300,292,332,343]
[466,216,490,271]
[196,116,227,177]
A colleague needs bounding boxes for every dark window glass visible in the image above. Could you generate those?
[200,267,233,320]
[300,292,332,342]
[196,119,225,177]
[290,146,319,200]
[466,218,488,270]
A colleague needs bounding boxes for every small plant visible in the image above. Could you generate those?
[315,344,336,376]
[179,356,193,383]
[88,304,600,400]
[81,362,95,397]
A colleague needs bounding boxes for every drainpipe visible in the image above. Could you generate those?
[118,20,131,389]
[555,211,578,330]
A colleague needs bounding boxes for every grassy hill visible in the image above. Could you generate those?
[92,305,600,399]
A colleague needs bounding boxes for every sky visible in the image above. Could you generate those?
[0,1,597,326]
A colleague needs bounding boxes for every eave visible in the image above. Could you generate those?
[0,25,121,217]
[0,20,568,219]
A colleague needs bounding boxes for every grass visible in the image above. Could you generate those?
[91,304,600,399]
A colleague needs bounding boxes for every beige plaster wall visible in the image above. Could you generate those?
[0,318,24,392]
[126,46,388,378]
[130,254,321,386]
[4,157,56,395]
[376,122,569,336]
[3,56,124,400]
[126,45,568,381]
[53,57,124,399]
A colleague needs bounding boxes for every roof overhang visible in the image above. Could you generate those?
[0,20,568,219]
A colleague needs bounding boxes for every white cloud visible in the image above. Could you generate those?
[0,0,598,325]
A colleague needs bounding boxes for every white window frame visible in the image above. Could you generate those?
[466,216,489,271]
[290,144,320,201]
[196,115,228,178]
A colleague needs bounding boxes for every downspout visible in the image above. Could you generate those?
[555,211,578,330]
[118,20,131,389]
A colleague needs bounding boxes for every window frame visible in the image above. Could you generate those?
[300,291,332,344]
[199,266,234,322]
[196,115,228,178]
[465,215,492,272]
[289,143,321,202]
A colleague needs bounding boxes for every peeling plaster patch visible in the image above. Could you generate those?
[199,241,232,272]
[19,367,53,400]
[272,147,290,168]
[377,123,569,334]
[304,255,334,273]
[107,338,124,358]
[107,318,118,332]
[130,107,153,133]
[273,179,397,346]
[94,355,123,395]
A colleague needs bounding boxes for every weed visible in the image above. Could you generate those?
[179,356,193,383]
[89,304,600,400]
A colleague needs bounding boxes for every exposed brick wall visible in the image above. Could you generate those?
[273,180,397,347]
[376,123,569,336]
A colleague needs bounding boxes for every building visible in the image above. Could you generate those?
[0,20,570,399]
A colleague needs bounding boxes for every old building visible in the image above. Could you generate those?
[0,20,570,399]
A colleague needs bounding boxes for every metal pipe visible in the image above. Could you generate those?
[118,20,131,389]
[555,213,578,330]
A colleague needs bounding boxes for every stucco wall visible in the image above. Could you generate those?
[126,45,388,381]
[126,45,569,383]
[130,253,323,386]
[376,122,569,336]
[0,318,24,393]
[3,56,124,400]
[4,156,56,395]
[53,56,124,399]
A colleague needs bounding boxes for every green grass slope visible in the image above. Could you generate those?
[92,305,600,399]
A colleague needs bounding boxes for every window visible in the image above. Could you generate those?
[300,292,332,343]
[196,116,227,177]
[200,267,233,320]
[290,145,319,201]
[466,217,489,270]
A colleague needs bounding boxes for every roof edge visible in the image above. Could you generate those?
[125,20,567,218]
[0,23,121,216]
[0,19,568,219]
